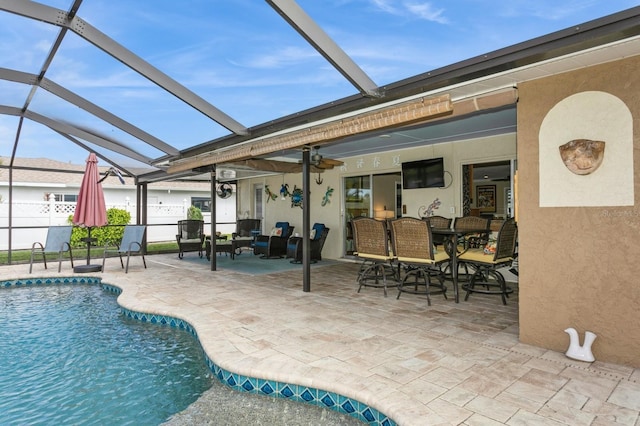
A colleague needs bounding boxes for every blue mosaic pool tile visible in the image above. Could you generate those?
[0,276,102,289]
[337,394,357,414]
[300,387,316,403]
[362,406,377,423]
[319,390,337,408]
[101,284,122,294]
[258,379,275,395]
[279,383,296,399]
[381,416,395,426]
[2,277,395,425]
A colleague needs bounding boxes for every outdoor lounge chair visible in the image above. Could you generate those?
[176,219,205,258]
[29,226,74,273]
[286,223,330,264]
[254,221,294,259]
[102,225,147,273]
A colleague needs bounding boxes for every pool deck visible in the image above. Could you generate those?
[5,254,640,425]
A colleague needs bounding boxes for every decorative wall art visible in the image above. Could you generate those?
[539,91,633,207]
[290,185,303,208]
[321,187,334,206]
[280,183,290,200]
[476,185,496,213]
[559,139,605,175]
[418,198,441,217]
[264,185,278,202]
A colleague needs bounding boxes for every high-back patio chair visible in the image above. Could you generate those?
[424,215,453,246]
[286,223,330,264]
[233,219,261,239]
[102,225,147,273]
[29,226,74,273]
[254,221,294,259]
[176,219,205,259]
[390,217,450,305]
[351,217,396,297]
[453,215,490,249]
[458,218,517,304]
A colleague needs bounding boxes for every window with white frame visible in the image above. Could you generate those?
[49,193,78,202]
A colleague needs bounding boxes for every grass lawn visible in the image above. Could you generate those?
[0,241,180,265]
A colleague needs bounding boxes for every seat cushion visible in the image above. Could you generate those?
[180,238,201,244]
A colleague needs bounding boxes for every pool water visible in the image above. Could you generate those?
[0,285,214,426]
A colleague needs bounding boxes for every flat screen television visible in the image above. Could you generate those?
[402,157,445,189]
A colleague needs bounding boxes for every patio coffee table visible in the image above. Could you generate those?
[205,238,233,260]
[205,237,254,260]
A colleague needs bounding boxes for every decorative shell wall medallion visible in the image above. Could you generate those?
[558,139,605,175]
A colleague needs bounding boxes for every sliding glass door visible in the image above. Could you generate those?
[343,172,401,256]
[344,176,370,255]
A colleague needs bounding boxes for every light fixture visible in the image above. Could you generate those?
[374,205,395,220]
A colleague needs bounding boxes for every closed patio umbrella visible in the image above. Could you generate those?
[73,153,107,273]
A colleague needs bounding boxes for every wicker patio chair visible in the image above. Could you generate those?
[424,215,452,246]
[102,225,147,273]
[176,219,205,259]
[390,217,450,305]
[286,223,330,264]
[254,221,295,259]
[351,217,397,297]
[29,226,74,273]
[453,215,490,249]
[459,218,517,304]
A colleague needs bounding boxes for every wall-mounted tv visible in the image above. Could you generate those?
[402,158,445,189]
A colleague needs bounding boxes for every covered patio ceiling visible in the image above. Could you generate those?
[1,1,639,184]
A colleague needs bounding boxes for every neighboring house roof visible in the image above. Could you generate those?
[0,157,210,190]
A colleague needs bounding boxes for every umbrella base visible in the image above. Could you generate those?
[74,264,103,273]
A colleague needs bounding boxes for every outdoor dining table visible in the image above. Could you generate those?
[431,227,489,303]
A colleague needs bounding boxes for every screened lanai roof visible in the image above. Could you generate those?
[1,1,639,183]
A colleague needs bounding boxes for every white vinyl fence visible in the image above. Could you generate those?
[0,197,237,251]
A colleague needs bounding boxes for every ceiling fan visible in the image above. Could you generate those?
[307,146,343,170]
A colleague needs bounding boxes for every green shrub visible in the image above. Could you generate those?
[68,208,132,248]
[187,205,203,220]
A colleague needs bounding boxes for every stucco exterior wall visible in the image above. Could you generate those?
[517,55,640,367]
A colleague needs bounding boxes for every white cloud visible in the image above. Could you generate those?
[369,0,448,23]
[405,2,448,23]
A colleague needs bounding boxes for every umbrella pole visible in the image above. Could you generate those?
[86,226,92,265]
[74,226,102,273]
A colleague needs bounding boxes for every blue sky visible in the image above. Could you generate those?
[0,0,637,168]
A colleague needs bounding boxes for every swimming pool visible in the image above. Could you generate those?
[0,282,213,425]
[0,277,386,425]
